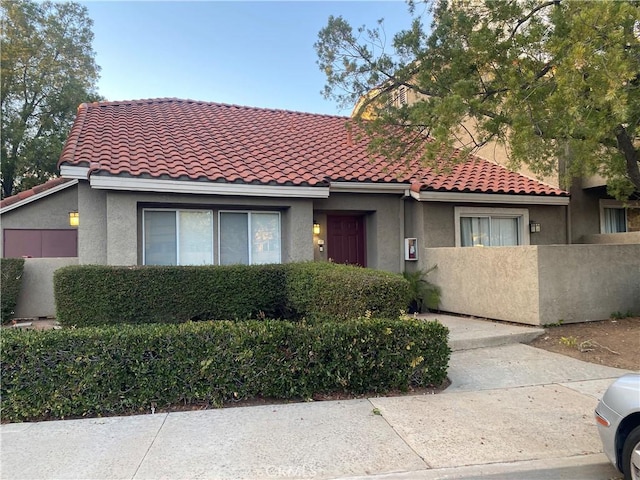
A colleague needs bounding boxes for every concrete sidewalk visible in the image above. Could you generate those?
[1,315,633,480]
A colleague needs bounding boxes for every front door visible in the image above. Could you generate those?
[327,215,366,267]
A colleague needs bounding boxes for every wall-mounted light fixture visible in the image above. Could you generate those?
[529,221,541,233]
[313,220,320,235]
[69,211,79,227]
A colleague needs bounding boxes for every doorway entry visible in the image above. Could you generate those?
[327,215,366,267]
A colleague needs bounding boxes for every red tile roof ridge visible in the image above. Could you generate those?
[79,97,351,119]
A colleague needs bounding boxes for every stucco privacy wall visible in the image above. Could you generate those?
[582,232,640,244]
[79,186,315,265]
[536,244,640,324]
[426,246,541,325]
[425,244,640,325]
[13,257,78,319]
[0,185,78,257]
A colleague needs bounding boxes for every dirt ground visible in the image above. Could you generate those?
[529,316,640,371]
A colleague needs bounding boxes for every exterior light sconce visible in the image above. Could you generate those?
[529,221,541,233]
[69,211,79,227]
[313,221,320,235]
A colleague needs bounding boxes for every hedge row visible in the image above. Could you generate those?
[54,263,410,327]
[1,258,25,323]
[1,317,450,422]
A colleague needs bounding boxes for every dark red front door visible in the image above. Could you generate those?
[327,215,366,267]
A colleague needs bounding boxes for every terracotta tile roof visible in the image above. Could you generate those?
[0,177,75,209]
[59,98,567,197]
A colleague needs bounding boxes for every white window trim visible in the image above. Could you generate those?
[142,208,214,265]
[598,199,638,234]
[454,207,530,247]
[218,210,282,265]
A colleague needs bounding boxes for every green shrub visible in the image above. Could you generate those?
[54,264,287,327]
[0,317,450,422]
[284,262,410,321]
[1,258,25,323]
[54,263,410,327]
[403,266,441,313]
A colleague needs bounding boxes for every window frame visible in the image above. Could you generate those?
[599,199,628,234]
[454,207,530,247]
[218,210,282,265]
[142,208,214,266]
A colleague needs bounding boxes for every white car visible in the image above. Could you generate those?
[595,374,640,480]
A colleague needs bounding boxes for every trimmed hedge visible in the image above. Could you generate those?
[54,264,288,327]
[285,262,410,321]
[1,317,450,422]
[1,258,25,323]
[54,263,410,327]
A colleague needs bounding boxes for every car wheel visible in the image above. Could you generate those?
[623,425,640,480]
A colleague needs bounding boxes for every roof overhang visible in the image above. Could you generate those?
[0,179,79,214]
[410,190,570,206]
[88,175,331,198]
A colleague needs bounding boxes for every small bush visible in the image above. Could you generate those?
[0,317,450,422]
[403,267,441,313]
[1,258,25,323]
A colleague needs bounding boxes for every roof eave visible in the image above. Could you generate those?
[410,190,570,206]
[0,179,79,214]
[89,174,331,199]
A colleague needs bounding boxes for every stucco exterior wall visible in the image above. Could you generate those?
[527,204,568,245]
[13,257,78,319]
[425,244,640,325]
[78,181,107,264]
[0,185,78,257]
[421,202,568,250]
[79,188,315,266]
[313,193,405,272]
[569,181,602,243]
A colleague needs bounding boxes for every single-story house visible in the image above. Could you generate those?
[2,98,638,324]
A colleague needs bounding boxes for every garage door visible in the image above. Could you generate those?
[3,229,78,258]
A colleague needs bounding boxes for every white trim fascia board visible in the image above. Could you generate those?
[60,165,90,179]
[329,182,410,194]
[0,179,79,214]
[89,175,331,198]
[410,190,570,206]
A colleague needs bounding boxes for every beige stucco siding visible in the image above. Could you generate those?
[0,185,78,257]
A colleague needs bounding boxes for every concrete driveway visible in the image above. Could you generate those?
[1,315,633,480]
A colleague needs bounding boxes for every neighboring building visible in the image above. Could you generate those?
[352,86,640,245]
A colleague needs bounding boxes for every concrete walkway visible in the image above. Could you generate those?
[1,315,633,480]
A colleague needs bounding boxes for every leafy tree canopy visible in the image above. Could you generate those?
[316,0,640,200]
[1,0,101,198]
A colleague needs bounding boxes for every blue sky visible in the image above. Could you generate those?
[81,1,424,116]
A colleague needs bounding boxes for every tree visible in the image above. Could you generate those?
[1,0,101,198]
[315,0,640,200]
